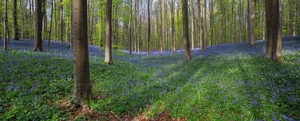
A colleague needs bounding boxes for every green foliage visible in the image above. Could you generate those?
[1,38,300,120]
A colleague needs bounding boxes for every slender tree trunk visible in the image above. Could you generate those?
[198,0,203,49]
[191,3,195,50]
[159,0,163,55]
[210,0,214,46]
[264,0,282,61]
[262,1,265,40]
[12,0,19,40]
[60,0,64,42]
[48,0,54,48]
[231,0,235,43]
[3,0,8,51]
[203,0,207,49]
[71,0,91,108]
[29,0,33,39]
[129,0,132,54]
[289,0,295,36]
[104,0,113,64]
[220,0,225,44]
[248,0,255,46]
[137,1,140,53]
[165,1,168,51]
[183,0,191,60]
[33,0,44,52]
[42,0,47,41]
[21,0,25,39]
[147,0,151,55]
[238,0,242,42]
[171,0,176,53]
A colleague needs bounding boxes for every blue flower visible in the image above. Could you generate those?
[7,85,13,91]
[252,100,258,106]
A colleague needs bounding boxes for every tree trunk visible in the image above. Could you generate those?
[33,0,44,52]
[182,0,191,60]
[71,0,92,108]
[171,0,176,53]
[210,0,214,46]
[198,0,204,50]
[289,0,295,36]
[104,0,113,64]
[49,0,54,48]
[129,0,132,54]
[203,0,207,49]
[159,0,163,55]
[264,0,282,61]
[238,0,242,42]
[12,0,19,40]
[248,0,255,46]
[3,0,8,51]
[147,0,151,55]
[191,3,194,50]
[60,0,64,42]
[42,0,47,41]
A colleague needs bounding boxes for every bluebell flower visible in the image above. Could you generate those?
[254,94,258,98]
[283,114,288,120]
[133,92,137,99]
[252,100,258,106]
[175,86,180,92]
[285,95,295,102]
[246,94,251,98]
[7,85,13,91]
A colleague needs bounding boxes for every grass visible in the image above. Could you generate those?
[0,40,300,120]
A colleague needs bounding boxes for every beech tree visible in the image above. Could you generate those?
[171,0,175,53]
[12,0,18,40]
[147,0,151,55]
[104,0,113,64]
[71,0,92,108]
[33,0,44,52]
[248,0,255,46]
[265,0,282,61]
[182,0,191,60]
[3,0,8,51]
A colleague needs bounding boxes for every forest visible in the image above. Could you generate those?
[1,0,300,120]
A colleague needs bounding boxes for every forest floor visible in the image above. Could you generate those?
[1,37,300,120]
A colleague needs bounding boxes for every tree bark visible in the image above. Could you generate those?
[210,0,214,46]
[264,0,282,61]
[104,0,113,64]
[191,3,195,50]
[33,0,44,52]
[129,0,132,54]
[159,0,163,55]
[238,0,242,42]
[289,0,295,36]
[12,0,19,40]
[147,0,151,55]
[248,0,255,46]
[60,0,64,42]
[48,0,54,48]
[171,0,176,53]
[71,0,92,108]
[182,0,191,60]
[3,0,8,51]
[198,0,204,50]
[203,0,207,49]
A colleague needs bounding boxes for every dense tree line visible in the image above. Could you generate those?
[1,0,299,52]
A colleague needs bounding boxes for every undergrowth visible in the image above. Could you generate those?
[0,40,300,120]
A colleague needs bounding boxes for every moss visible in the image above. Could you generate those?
[276,56,285,62]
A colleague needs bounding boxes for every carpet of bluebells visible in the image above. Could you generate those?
[0,37,300,120]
